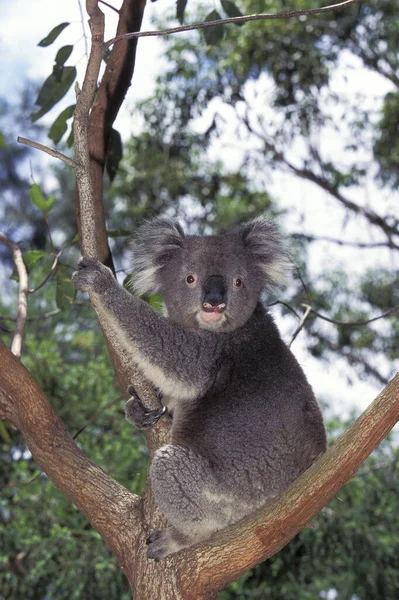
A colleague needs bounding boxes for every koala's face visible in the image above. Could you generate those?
[131,217,289,333]
[159,235,264,332]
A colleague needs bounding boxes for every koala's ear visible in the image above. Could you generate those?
[130,217,185,295]
[239,217,291,289]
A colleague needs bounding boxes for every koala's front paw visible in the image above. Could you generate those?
[125,386,166,429]
[146,530,171,561]
[72,257,114,294]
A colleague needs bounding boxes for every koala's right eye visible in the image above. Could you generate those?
[186,274,198,287]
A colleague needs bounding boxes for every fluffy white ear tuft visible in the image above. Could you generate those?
[239,217,292,289]
[129,217,185,296]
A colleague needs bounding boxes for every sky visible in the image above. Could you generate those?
[1,0,397,418]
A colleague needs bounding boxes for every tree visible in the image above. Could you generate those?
[1,1,399,598]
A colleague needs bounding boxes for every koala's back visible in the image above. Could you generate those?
[171,303,326,508]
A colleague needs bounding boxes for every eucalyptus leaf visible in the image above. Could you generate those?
[203,11,224,45]
[106,128,123,182]
[31,66,76,122]
[55,45,73,68]
[221,0,244,25]
[48,104,75,144]
[56,265,76,310]
[0,132,7,148]
[176,0,188,24]
[38,22,70,47]
[29,183,55,214]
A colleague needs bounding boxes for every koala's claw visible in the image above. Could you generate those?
[146,530,168,561]
[72,256,114,293]
[125,387,166,429]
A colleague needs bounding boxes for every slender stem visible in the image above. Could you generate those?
[289,305,312,347]
[302,303,399,327]
[17,137,75,169]
[0,234,29,359]
[106,0,360,46]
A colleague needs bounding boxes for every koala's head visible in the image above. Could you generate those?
[130,217,290,332]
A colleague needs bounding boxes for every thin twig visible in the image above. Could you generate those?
[106,0,360,46]
[0,309,61,323]
[289,305,312,347]
[0,234,29,359]
[295,266,310,298]
[99,0,119,14]
[28,249,63,294]
[302,303,399,327]
[17,137,75,168]
[268,300,300,320]
[77,0,89,58]
[292,233,394,249]
[73,395,122,439]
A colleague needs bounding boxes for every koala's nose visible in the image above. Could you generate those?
[202,275,227,313]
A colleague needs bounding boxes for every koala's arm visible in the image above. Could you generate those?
[72,258,219,400]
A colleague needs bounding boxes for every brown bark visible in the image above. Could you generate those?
[75,0,147,267]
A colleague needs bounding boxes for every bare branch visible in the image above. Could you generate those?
[28,249,63,294]
[0,341,141,557]
[17,137,75,169]
[106,0,360,46]
[73,2,105,258]
[0,234,28,359]
[99,0,119,14]
[292,232,395,250]
[289,305,312,347]
[0,309,61,323]
[73,395,122,440]
[303,303,399,327]
[268,300,301,320]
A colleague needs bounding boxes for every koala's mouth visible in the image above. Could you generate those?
[196,309,226,329]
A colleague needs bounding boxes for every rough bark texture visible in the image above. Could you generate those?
[75,0,147,268]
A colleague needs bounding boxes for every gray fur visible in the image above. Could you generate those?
[72,217,326,561]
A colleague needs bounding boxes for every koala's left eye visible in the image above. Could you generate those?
[233,276,243,288]
[186,273,198,287]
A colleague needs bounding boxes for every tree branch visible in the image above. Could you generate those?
[73,0,105,259]
[85,0,146,268]
[106,0,360,46]
[179,373,399,598]
[16,137,75,169]
[0,234,28,359]
[0,341,141,560]
[303,303,399,327]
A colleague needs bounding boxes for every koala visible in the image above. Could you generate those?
[72,216,326,561]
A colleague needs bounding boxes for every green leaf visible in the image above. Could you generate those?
[0,420,11,444]
[203,11,224,45]
[176,0,188,24]
[38,22,70,47]
[29,183,55,214]
[0,132,7,148]
[48,104,75,144]
[221,0,244,25]
[10,250,47,281]
[31,66,76,122]
[23,250,48,272]
[56,265,76,310]
[106,128,123,182]
[55,45,73,68]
